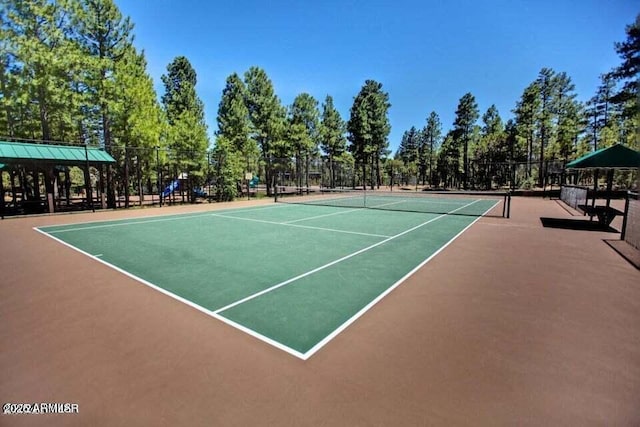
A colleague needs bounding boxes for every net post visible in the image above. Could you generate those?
[274,173,279,203]
[506,192,511,218]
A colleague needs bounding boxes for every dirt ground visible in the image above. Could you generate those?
[1,197,639,426]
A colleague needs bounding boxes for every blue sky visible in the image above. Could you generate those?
[116,0,637,154]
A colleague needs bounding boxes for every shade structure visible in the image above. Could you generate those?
[0,140,116,165]
[565,144,640,215]
[0,141,116,217]
[565,144,640,170]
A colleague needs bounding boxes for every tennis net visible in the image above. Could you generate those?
[275,187,511,218]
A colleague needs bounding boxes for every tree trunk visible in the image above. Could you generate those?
[37,85,51,141]
[538,124,546,187]
[124,147,130,208]
[138,157,143,205]
[103,110,116,208]
[463,138,469,190]
[32,170,41,200]
[305,154,310,193]
[329,155,334,188]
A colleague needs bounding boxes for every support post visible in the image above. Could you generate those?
[156,146,162,207]
[605,169,614,209]
[124,147,130,208]
[591,169,599,219]
[621,192,630,240]
[84,143,94,212]
[0,170,5,219]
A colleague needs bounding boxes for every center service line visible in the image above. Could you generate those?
[213,199,482,315]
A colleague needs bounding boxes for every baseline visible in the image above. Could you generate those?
[42,204,291,234]
[32,226,308,360]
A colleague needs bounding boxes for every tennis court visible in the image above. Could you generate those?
[35,191,505,359]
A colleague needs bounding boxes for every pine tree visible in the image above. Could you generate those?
[608,14,639,151]
[347,79,390,189]
[473,105,507,188]
[436,131,460,188]
[244,66,286,195]
[535,68,560,186]
[70,0,134,207]
[161,56,203,124]
[422,112,441,186]
[210,135,242,201]
[113,46,165,207]
[217,72,255,174]
[319,95,346,188]
[504,119,520,188]
[397,126,419,165]
[1,0,80,141]
[549,72,581,161]
[608,14,639,119]
[161,56,209,201]
[453,93,479,189]
[586,75,615,151]
[513,83,540,179]
[288,93,320,189]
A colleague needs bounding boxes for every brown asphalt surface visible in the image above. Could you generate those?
[1,197,639,426]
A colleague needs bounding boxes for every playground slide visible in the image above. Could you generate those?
[162,179,179,198]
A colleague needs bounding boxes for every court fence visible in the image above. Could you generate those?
[622,192,640,250]
[2,138,637,217]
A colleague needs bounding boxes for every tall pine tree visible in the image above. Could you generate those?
[453,93,479,189]
[288,93,320,189]
[244,66,286,195]
[71,0,134,206]
[161,56,209,201]
[216,72,255,173]
[319,95,346,188]
[347,79,390,189]
[422,112,442,186]
[113,46,165,207]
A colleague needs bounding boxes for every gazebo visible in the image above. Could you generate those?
[0,140,116,218]
[565,143,640,226]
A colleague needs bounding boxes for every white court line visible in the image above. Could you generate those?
[302,199,499,360]
[213,199,482,316]
[44,204,291,234]
[368,200,406,208]
[282,199,417,223]
[33,197,491,361]
[210,213,390,238]
[32,226,307,360]
[282,208,360,224]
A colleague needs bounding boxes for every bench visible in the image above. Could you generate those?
[578,204,623,226]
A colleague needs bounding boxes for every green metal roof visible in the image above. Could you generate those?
[0,141,116,165]
[566,144,640,169]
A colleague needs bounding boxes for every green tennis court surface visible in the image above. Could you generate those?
[36,196,502,359]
